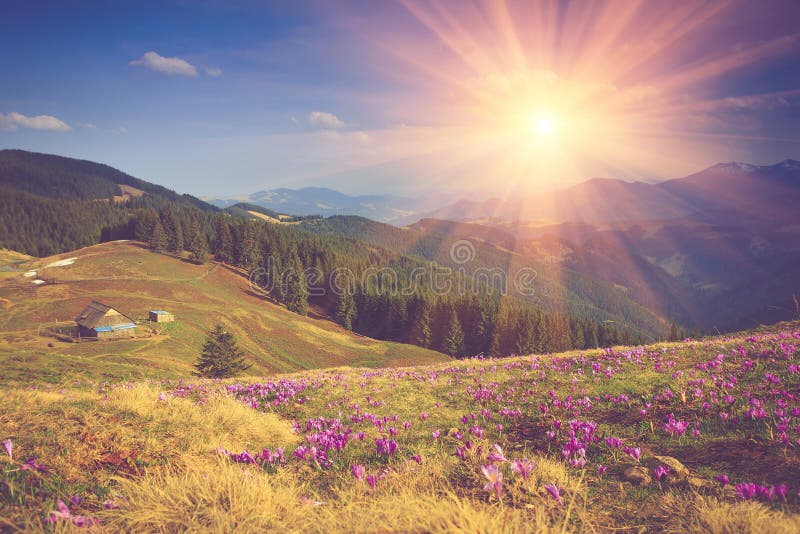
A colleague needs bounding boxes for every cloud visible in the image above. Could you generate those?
[204,66,223,78]
[0,112,71,132]
[129,51,198,76]
[308,111,345,129]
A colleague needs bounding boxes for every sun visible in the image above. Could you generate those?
[531,113,556,138]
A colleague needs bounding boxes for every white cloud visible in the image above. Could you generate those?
[0,112,71,132]
[308,111,345,129]
[129,51,198,76]
[204,66,222,78]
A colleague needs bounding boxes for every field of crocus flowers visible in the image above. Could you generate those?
[2,322,800,532]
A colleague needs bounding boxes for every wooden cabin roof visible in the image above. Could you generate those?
[75,300,134,329]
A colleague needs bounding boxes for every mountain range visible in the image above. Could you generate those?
[418,160,800,225]
[204,187,444,223]
[1,148,798,334]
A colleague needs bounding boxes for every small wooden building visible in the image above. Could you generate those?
[75,301,136,340]
[149,310,175,323]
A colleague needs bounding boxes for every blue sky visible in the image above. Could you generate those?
[1,0,799,198]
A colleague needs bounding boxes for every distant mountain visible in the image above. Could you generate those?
[294,159,800,333]
[408,159,800,331]
[658,160,800,224]
[204,186,442,223]
[420,160,800,226]
[224,202,321,223]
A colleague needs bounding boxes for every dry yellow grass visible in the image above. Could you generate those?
[107,460,576,533]
[658,494,800,534]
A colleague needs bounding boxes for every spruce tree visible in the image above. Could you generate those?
[214,215,233,263]
[411,300,433,348]
[668,322,679,342]
[194,325,250,378]
[514,315,536,355]
[186,218,208,264]
[335,291,357,330]
[149,219,167,252]
[441,306,465,357]
[284,246,309,315]
[162,208,183,253]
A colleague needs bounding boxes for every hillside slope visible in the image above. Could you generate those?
[0,149,213,209]
[0,241,447,385]
[1,321,798,531]
[301,215,670,338]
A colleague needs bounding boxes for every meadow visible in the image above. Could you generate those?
[1,321,799,532]
[0,241,445,386]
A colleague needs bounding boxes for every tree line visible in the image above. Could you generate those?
[138,207,641,356]
[0,187,642,357]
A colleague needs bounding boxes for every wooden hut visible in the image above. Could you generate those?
[149,310,174,323]
[75,301,136,340]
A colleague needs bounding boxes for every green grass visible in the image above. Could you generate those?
[2,321,799,531]
[0,241,447,385]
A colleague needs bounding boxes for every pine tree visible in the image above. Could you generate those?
[162,207,183,253]
[584,322,599,349]
[410,300,433,348]
[235,222,259,269]
[335,291,357,330]
[668,322,679,342]
[214,215,233,263]
[149,219,167,252]
[571,319,585,349]
[194,325,250,378]
[441,306,465,357]
[514,315,536,355]
[134,208,158,242]
[186,218,208,264]
[284,246,309,315]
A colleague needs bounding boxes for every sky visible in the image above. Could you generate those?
[1,0,799,199]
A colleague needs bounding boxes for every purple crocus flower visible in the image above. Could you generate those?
[481,464,504,498]
[597,465,607,478]
[622,446,641,462]
[365,474,377,490]
[351,463,364,482]
[544,483,563,505]
[715,474,729,486]
[487,444,507,463]
[46,500,72,524]
[46,500,100,528]
[510,459,535,481]
[375,438,398,457]
[653,465,670,482]
[2,439,12,460]
[21,458,48,473]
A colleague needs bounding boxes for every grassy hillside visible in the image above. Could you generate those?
[0,241,447,385]
[0,322,798,531]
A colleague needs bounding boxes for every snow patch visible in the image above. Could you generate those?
[44,257,77,268]
[23,271,37,278]
[31,279,46,285]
